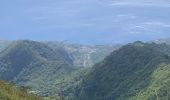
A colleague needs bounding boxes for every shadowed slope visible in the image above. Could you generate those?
[76,42,170,100]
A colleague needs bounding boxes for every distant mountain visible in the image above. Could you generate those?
[154,38,170,45]
[0,40,121,68]
[75,41,170,100]
[0,40,11,52]
[45,41,121,67]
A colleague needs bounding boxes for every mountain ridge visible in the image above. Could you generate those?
[75,41,170,100]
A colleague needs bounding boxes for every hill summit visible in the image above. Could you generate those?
[76,41,170,100]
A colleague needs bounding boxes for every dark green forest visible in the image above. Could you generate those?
[1,40,170,100]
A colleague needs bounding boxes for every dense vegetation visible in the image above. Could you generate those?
[1,40,170,100]
[131,64,170,100]
[0,80,42,100]
[0,40,75,96]
[75,41,170,100]
[0,40,110,98]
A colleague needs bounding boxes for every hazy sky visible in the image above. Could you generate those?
[1,0,170,44]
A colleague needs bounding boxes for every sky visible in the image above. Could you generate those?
[1,0,170,44]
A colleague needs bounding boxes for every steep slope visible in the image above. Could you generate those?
[46,41,121,67]
[0,40,118,97]
[131,64,170,100]
[0,40,74,96]
[76,41,170,100]
[0,40,73,81]
[0,40,120,68]
[0,80,42,100]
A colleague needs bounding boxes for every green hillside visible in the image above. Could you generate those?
[0,80,42,100]
[75,41,170,100]
[0,40,75,96]
[131,64,170,100]
[2,40,170,100]
[0,40,116,98]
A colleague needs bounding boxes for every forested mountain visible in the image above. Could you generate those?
[45,41,121,67]
[0,40,73,81]
[75,41,170,100]
[0,40,76,96]
[0,40,118,97]
[0,40,120,68]
[2,40,170,100]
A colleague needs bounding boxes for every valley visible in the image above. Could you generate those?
[0,40,120,99]
[1,0,170,99]
[0,40,170,100]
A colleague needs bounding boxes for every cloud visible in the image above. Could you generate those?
[112,14,138,23]
[1,0,170,44]
[124,21,170,35]
[109,1,170,8]
[142,22,170,28]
